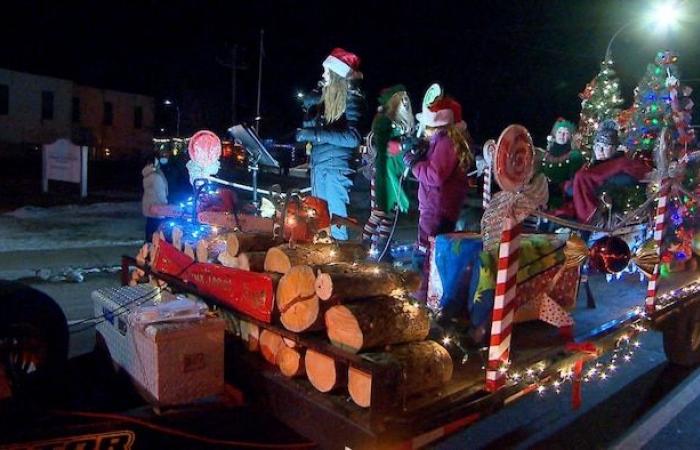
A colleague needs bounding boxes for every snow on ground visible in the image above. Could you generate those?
[0,202,143,252]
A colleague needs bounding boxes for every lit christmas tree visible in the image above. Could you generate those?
[623,50,694,156]
[578,59,624,156]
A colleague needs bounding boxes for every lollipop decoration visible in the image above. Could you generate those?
[493,124,535,192]
[186,130,222,185]
[417,83,443,137]
[485,124,540,392]
[480,125,546,250]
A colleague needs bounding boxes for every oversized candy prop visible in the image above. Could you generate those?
[186,130,222,185]
[484,124,543,392]
[588,236,631,274]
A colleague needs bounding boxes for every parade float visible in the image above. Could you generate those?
[2,51,700,450]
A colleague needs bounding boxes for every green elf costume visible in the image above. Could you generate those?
[539,118,584,209]
[362,85,412,259]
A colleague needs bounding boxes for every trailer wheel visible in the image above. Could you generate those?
[0,281,69,397]
[662,301,700,367]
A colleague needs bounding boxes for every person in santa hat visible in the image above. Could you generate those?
[404,94,473,302]
[296,48,365,240]
[362,84,414,260]
[568,120,650,224]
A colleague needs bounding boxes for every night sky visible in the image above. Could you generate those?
[3,0,699,146]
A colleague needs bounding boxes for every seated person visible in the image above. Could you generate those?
[567,120,650,224]
[539,118,584,209]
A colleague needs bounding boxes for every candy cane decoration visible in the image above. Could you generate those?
[482,139,496,210]
[483,163,492,209]
[645,189,668,314]
[486,216,521,392]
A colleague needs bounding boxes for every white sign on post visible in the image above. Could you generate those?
[42,139,88,198]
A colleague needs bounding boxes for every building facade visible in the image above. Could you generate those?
[0,68,154,159]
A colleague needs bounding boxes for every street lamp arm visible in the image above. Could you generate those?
[605,20,634,60]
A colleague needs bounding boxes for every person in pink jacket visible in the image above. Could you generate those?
[403,96,473,302]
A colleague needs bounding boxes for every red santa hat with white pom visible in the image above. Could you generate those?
[322,47,361,79]
[416,96,467,131]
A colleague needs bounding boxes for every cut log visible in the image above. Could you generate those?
[239,321,260,352]
[305,349,347,393]
[196,240,208,262]
[218,252,241,268]
[348,341,453,408]
[315,264,421,301]
[325,296,430,353]
[259,329,284,364]
[276,346,305,378]
[264,243,366,274]
[276,265,321,332]
[226,232,280,256]
[172,226,183,251]
[238,251,267,272]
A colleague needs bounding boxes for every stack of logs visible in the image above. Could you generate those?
[249,239,451,409]
[154,229,453,409]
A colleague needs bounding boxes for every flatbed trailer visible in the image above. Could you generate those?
[118,255,700,449]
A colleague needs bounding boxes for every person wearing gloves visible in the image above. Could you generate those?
[141,151,169,242]
[569,120,650,223]
[404,95,473,302]
[296,48,365,240]
[362,84,413,260]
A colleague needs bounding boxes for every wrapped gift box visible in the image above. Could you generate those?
[93,285,225,406]
[428,233,580,328]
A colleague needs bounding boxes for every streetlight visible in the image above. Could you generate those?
[605,1,683,61]
[163,99,180,137]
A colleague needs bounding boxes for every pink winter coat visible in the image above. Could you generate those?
[411,130,469,221]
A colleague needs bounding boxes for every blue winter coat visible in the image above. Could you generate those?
[300,83,365,170]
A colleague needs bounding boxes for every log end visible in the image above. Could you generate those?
[264,247,292,274]
[277,265,320,333]
[325,305,363,353]
[238,252,251,271]
[348,366,372,408]
[305,349,343,393]
[226,233,240,256]
[259,330,284,365]
[315,271,334,301]
[277,346,305,378]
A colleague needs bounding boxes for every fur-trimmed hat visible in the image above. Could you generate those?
[416,96,463,129]
[322,48,361,78]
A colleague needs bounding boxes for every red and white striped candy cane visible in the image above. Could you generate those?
[486,216,521,392]
[483,161,492,209]
[645,188,669,314]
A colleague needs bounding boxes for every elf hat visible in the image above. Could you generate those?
[323,48,361,78]
[378,84,407,107]
[550,117,576,136]
[416,96,461,128]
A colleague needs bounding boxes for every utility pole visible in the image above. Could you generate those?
[255,29,264,134]
[217,43,247,128]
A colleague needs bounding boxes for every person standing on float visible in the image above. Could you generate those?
[403,96,473,302]
[296,48,365,240]
[362,85,413,259]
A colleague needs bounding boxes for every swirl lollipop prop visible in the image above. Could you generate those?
[186,130,222,186]
[485,124,539,392]
[416,83,443,137]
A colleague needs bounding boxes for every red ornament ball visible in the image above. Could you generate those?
[589,236,631,274]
